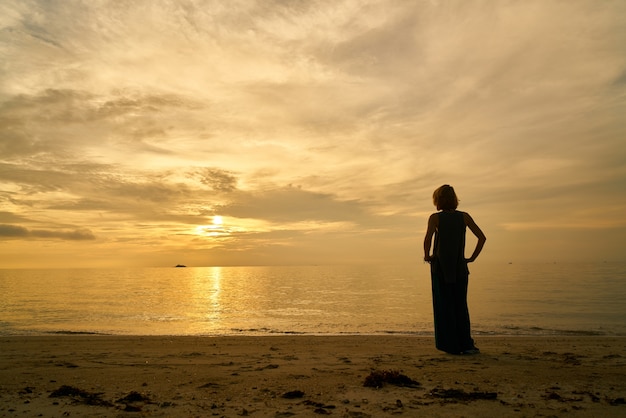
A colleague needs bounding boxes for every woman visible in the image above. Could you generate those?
[423,185,486,355]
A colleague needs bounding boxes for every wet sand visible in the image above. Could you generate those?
[0,336,625,417]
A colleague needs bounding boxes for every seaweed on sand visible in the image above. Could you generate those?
[49,385,113,407]
[363,370,420,389]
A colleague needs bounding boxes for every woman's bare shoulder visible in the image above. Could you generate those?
[461,211,478,224]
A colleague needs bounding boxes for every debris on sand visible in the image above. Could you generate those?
[282,390,305,399]
[49,385,113,407]
[363,370,420,389]
[429,387,498,401]
[115,391,152,411]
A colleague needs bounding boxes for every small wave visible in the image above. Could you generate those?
[483,325,612,336]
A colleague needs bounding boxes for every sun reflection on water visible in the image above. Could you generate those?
[190,267,223,329]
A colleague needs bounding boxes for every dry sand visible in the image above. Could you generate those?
[0,335,624,417]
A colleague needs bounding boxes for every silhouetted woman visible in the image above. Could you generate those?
[423,185,486,354]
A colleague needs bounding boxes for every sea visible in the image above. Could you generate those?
[1,262,625,337]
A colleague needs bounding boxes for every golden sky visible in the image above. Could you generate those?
[1,0,625,268]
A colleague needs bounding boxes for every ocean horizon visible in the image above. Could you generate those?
[1,262,625,337]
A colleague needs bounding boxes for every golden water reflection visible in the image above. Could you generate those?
[2,264,624,336]
[190,267,223,331]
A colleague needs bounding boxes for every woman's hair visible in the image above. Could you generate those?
[433,184,459,210]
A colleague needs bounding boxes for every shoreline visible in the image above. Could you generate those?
[1,335,625,417]
[3,327,623,338]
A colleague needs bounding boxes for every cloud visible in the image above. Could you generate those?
[0,211,30,223]
[0,88,209,161]
[0,224,27,237]
[224,185,369,223]
[0,224,95,240]
[194,168,238,192]
[0,156,387,237]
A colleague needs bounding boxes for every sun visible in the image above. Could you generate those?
[194,215,228,237]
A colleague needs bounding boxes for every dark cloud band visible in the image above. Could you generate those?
[0,224,95,241]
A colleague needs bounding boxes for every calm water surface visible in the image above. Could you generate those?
[1,263,625,336]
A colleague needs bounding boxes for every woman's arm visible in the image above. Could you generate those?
[423,213,438,262]
[463,212,486,263]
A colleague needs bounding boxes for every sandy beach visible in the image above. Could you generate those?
[0,335,624,417]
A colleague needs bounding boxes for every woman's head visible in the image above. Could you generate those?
[433,184,458,210]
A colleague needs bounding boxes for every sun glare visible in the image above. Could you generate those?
[193,216,269,239]
[194,215,229,237]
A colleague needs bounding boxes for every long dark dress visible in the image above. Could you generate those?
[430,210,475,354]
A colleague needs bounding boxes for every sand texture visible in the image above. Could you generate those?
[1,336,625,417]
